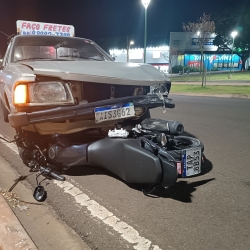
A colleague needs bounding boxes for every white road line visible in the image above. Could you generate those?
[0,135,162,250]
[54,180,162,250]
[0,134,19,154]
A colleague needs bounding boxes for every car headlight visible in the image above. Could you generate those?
[149,82,169,96]
[14,81,74,106]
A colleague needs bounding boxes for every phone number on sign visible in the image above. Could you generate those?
[20,30,71,36]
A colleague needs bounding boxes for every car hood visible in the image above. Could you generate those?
[20,60,169,86]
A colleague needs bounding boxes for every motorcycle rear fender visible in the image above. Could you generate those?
[158,155,178,187]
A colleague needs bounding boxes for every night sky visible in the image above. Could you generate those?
[0,0,243,56]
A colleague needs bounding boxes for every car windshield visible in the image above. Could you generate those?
[11,35,113,62]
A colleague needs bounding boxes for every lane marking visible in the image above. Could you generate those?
[0,135,162,250]
[0,134,19,154]
[54,180,162,250]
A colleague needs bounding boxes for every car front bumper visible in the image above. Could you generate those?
[9,94,175,128]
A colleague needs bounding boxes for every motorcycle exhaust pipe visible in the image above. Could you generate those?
[141,118,184,135]
[167,120,184,135]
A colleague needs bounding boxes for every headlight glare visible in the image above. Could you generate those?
[14,84,27,104]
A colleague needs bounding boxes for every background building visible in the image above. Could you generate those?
[169,32,243,71]
[109,46,170,73]
[109,32,248,73]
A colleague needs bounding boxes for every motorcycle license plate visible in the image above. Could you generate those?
[94,103,135,123]
[182,147,201,177]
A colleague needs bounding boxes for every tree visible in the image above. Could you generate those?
[161,46,183,78]
[182,13,215,87]
[213,3,250,70]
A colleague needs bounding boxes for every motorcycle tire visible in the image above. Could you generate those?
[164,135,204,161]
[171,136,204,151]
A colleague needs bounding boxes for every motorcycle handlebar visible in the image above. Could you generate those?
[40,166,66,181]
[49,171,66,181]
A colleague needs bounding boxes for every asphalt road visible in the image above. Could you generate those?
[0,95,250,250]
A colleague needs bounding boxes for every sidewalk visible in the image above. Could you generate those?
[0,153,91,250]
[0,193,38,250]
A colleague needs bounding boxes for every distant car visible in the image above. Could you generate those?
[0,34,171,134]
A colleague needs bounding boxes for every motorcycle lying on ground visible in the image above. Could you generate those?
[4,93,205,202]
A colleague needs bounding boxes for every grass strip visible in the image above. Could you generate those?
[171,71,250,82]
[171,85,250,95]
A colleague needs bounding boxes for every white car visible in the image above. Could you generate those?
[0,34,172,134]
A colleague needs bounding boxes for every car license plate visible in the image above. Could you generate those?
[182,147,201,177]
[94,103,135,123]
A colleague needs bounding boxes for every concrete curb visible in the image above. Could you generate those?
[0,194,38,250]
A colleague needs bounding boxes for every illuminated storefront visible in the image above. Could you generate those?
[179,54,242,71]
[170,32,244,71]
[109,32,248,72]
[109,46,170,73]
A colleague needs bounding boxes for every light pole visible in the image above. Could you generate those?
[142,0,151,63]
[229,31,238,75]
[196,31,202,73]
[127,40,134,62]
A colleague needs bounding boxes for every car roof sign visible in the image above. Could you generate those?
[16,20,75,37]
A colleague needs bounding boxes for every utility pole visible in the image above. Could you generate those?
[126,36,134,62]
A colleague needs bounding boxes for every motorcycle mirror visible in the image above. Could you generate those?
[33,186,47,202]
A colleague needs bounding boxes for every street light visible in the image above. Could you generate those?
[230,31,238,74]
[127,40,134,62]
[142,0,151,63]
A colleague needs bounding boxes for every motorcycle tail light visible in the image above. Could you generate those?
[14,84,27,104]
[176,161,182,175]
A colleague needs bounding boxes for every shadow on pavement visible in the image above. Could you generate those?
[133,177,215,203]
[65,157,214,203]
[64,164,116,178]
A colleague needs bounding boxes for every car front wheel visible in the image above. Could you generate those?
[1,100,9,122]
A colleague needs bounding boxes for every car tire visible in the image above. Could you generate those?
[1,100,9,122]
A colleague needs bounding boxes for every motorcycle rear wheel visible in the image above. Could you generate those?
[170,136,204,152]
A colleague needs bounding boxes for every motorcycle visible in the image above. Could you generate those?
[7,96,205,202]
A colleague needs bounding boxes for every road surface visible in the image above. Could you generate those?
[0,95,249,250]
